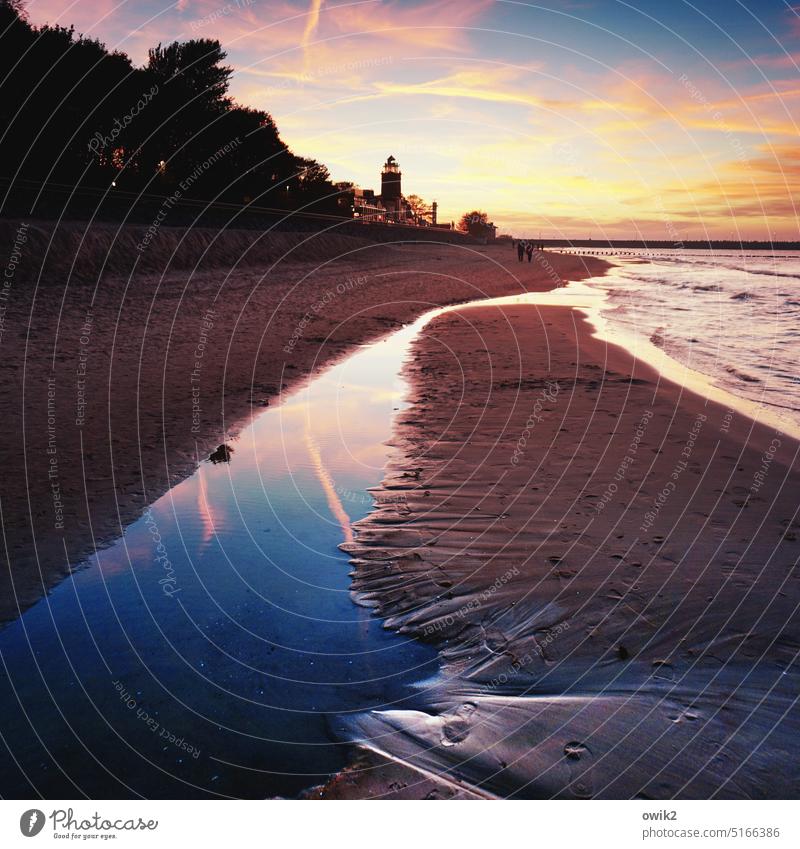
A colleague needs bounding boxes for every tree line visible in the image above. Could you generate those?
[0,0,341,214]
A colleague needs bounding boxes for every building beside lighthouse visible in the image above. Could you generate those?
[340,155,438,225]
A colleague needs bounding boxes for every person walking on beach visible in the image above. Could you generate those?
[517,240,525,262]
[526,242,534,262]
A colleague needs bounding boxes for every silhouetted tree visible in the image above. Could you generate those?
[147,40,232,113]
[199,106,294,203]
[406,194,430,221]
[457,210,488,232]
[0,2,339,215]
[0,2,136,185]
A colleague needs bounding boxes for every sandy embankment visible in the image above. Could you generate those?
[0,220,604,625]
[328,300,800,799]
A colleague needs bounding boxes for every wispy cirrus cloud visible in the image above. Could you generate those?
[21,0,800,237]
[299,0,323,70]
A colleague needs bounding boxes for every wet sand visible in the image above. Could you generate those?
[333,300,800,799]
[0,224,604,626]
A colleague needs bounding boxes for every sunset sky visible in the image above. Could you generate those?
[25,0,800,238]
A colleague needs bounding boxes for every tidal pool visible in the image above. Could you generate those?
[0,311,446,799]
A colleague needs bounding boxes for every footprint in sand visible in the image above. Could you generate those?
[440,702,478,747]
[563,741,594,798]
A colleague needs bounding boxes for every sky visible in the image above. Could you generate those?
[24,0,800,238]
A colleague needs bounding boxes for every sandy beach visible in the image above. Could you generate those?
[0,222,604,626]
[326,297,800,799]
[5,0,800,830]
[4,220,797,800]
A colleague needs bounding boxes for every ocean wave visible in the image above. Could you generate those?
[618,273,681,288]
[638,277,726,294]
[724,365,762,383]
[595,251,800,432]
[727,266,800,281]
[668,256,800,281]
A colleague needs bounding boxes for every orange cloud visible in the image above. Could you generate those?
[300,0,324,70]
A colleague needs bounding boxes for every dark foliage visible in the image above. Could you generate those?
[0,1,341,213]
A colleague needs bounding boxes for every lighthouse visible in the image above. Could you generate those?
[380,155,402,203]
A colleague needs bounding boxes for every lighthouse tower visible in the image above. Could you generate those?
[380,155,402,205]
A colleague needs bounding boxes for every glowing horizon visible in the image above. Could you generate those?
[25,0,800,239]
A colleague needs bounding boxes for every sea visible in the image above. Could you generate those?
[573,250,800,435]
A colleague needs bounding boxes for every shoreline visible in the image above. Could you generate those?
[328,296,800,799]
[562,271,800,443]
[475,274,800,444]
[0,231,607,626]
